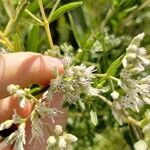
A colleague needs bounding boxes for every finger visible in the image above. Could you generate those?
[0,95,32,123]
[0,52,64,98]
[0,93,67,149]
[24,92,68,150]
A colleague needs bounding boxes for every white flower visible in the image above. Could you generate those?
[58,136,66,149]
[47,136,56,146]
[54,125,63,135]
[16,89,25,98]
[47,63,98,104]
[0,120,13,131]
[131,33,145,46]
[122,33,150,73]
[86,87,99,96]
[7,84,18,94]
[134,140,148,150]
[111,101,127,125]
[64,134,78,143]
[111,91,119,99]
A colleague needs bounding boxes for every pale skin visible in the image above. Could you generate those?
[0,52,68,150]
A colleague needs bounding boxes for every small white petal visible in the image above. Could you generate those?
[134,140,148,150]
[16,90,25,98]
[58,136,66,149]
[7,84,18,94]
[55,125,63,135]
[47,136,56,146]
[138,56,150,65]
[19,97,27,108]
[111,91,119,99]
[64,134,78,143]
[141,95,150,105]
[131,33,145,46]
[138,47,147,55]
[122,57,128,67]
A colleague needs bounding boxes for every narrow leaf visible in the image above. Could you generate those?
[27,25,40,52]
[4,0,29,36]
[13,33,23,52]
[50,2,83,23]
[107,55,124,76]
[68,12,81,47]
[90,109,98,126]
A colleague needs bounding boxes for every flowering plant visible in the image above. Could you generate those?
[0,0,150,150]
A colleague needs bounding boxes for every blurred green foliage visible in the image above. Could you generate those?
[0,0,150,149]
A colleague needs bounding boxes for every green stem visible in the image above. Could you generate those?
[0,31,14,51]
[98,95,112,106]
[38,0,54,48]
[25,9,43,25]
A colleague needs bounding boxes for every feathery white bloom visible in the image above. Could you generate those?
[14,123,26,150]
[47,63,98,104]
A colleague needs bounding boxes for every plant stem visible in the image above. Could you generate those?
[48,0,61,22]
[25,9,43,25]
[44,21,54,48]
[98,95,112,106]
[127,116,141,127]
[0,31,14,51]
[38,0,54,49]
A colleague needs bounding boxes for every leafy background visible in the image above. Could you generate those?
[0,0,150,149]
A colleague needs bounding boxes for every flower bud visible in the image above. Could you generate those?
[7,84,18,94]
[54,125,63,135]
[111,91,119,99]
[58,136,66,149]
[16,89,25,98]
[64,134,78,143]
[47,136,56,146]
[134,140,147,150]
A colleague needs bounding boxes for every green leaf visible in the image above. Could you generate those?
[50,2,83,23]
[4,0,29,36]
[106,55,124,76]
[79,100,85,111]
[68,12,81,47]
[24,0,51,16]
[27,25,40,52]
[13,33,23,52]
[90,109,98,126]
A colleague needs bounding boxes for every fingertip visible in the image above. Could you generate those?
[29,55,64,85]
[0,96,32,123]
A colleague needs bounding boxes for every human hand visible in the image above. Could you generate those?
[0,52,68,150]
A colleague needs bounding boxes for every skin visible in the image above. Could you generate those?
[0,52,68,150]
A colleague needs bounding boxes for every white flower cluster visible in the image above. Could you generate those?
[7,84,29,108]
[30,100,58,141]
[122,33,150,73]
[111,33,150,124]
[46,125,78,150]
[47,62,99,104]
[0,113,26,150]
